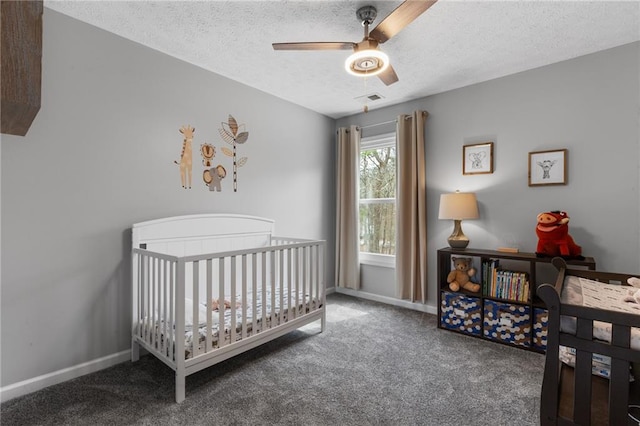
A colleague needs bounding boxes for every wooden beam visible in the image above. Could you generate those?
[1,0,43,136]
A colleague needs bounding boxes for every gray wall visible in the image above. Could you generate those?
[337,42,640,303]
[0,9,335,387]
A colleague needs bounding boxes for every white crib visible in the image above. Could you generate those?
[131,214,326,402]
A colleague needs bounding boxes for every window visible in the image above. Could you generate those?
[359,133,396,267]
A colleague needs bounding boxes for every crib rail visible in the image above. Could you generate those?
[539,259,640,426]
[131,237,325,371]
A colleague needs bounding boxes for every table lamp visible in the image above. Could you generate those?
[438,191,479,248]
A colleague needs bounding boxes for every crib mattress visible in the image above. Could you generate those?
[560,275,640,350]
[145,288,322,359]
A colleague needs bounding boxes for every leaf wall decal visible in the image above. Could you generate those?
[218,128,235,144]
[228,115,238,136]
[221,147,233,157]
[238,157,248,167]
[235,132,249,144]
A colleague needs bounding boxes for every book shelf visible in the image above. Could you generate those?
[437,247,596,353]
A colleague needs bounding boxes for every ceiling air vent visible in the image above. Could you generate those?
[354,92,385,104]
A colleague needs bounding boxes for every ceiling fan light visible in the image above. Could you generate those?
[345,49,389,77]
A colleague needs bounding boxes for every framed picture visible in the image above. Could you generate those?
[528,149,567,186]
[463,142,494,175]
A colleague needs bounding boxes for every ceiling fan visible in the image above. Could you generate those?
[272,1,438,86]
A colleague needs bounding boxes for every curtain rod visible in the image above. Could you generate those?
[359,112,425,130]
[359,119,397,130]
[341,111,427,133]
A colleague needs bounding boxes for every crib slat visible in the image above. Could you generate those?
[279,249,284,325]
[309,245,318,310]
[287,248,292,320]
[169,261,175,361]
[262,252,267,331]
[309,245,314,307]
[147,257,152,346]
[156,258,161,348]
[573,317,593,425]
[609,324,631,425]
[175,259,185,365]
[219,258,225,348]
[230,256,237,344]
[293,248,299,319]
[162,259,168,355]
[309,246,313,308]
[192,261,200,357]
[158,258,163,345]
[315,244,320,306]
[156,257,161,347]
[151,257,157,347]
[137,254,144,339]
[252,253,257,334]
[319,243,322,303]
[155,259,160,352]
[151,258,160,349]
[320,242,326,329]
[206,259,213,352]
[302,246,307,314]
[155,258,160,350]
[174,258,186,403]
[131,251,140,362]
[145,256,151,345]
[143,254,149,340]
[269,250,277,328]
[242,254,248,339]
[297,247,302,317]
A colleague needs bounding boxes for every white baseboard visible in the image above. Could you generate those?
[332,287,438,315]
[0,349,130,403]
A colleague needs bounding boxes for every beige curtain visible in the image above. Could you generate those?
[335,125,361,290]
[396,111,429,302]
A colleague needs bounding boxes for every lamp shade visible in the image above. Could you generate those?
[438,192,479,220]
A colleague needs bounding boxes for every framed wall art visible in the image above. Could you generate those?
[463,142,494,175]
[528,149,567,186]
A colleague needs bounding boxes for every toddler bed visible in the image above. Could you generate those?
[131,214,325,402]
[538,258,640,425]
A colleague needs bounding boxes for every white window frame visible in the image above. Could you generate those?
[359,132,396,268]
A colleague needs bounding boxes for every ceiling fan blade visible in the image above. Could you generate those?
[272,42,356,51]
[370,0,438,44]
[378,65,399,86]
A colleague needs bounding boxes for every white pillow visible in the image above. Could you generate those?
[184,298,218,328]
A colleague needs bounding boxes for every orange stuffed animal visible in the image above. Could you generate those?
[535,211,583,258]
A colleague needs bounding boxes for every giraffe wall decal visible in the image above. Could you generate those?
[174,125,194,189]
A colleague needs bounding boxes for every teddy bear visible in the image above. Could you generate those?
[535,211,583,259]
[623,277,640,305]
[447,256,480,293]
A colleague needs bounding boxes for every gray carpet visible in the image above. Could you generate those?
[1,293,545,425]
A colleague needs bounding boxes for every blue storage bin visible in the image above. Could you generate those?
[533,308,548,351]
[440,292,482,336]
[483,300,531,347]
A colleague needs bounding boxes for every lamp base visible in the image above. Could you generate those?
[447,219,470,249]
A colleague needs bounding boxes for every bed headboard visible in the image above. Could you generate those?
[131,214,275,256]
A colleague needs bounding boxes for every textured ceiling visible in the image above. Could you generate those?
[45,0,640,119]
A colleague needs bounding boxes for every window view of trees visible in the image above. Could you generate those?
[359,144,396,255]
